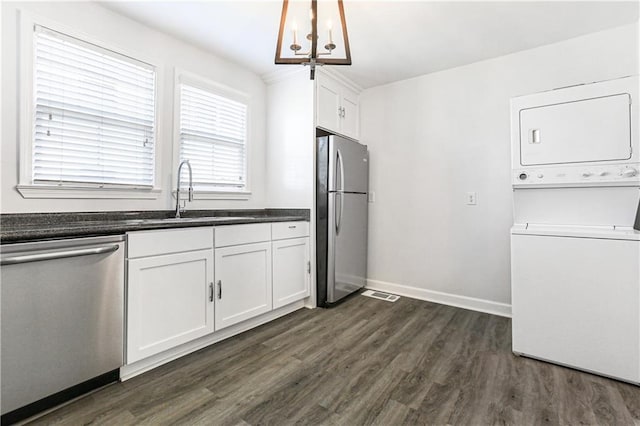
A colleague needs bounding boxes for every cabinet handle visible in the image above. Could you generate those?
[217,280,222,299]
[307,261,311,274]
[338,106,342,117]
[342,107,346,118]
[209,282,214,302]
[288,225,297,229]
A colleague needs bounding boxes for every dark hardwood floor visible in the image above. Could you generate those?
[27,294,640,425]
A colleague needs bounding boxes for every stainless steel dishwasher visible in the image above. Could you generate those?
[1,235,125,424]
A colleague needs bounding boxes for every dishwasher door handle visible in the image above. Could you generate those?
[0,244,120,265]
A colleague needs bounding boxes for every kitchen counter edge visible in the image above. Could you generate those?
[0,209,310,244]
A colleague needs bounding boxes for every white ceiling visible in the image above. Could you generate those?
[101,1,639,88]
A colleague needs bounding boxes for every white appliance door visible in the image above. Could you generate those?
[328,192,368,303]
[519,94,631,166]
[511,233,640,383]
[328,136,368,193]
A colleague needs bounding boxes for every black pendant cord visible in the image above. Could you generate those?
[310,0,318,80]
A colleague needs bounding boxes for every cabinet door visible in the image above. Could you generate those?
[341,86,360,140]
[214,242,272,331]
[316,73,342,134]
[273,237,310,309]
[127,249,214,363]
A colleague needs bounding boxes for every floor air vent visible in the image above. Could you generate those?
[362,290,400,302]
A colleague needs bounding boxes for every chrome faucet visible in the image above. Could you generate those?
[175,160,193,218]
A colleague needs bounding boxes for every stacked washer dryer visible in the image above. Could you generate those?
[510,75,640,384]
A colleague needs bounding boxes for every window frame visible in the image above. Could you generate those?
[16,10,163,199]
[173,69,252,200]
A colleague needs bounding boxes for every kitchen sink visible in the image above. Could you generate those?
[141,216,251,224]
[80,216,259,228]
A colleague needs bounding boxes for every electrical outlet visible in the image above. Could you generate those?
[466,192,477,205]
[368,191,376,203]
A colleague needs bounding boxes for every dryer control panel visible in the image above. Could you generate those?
[513,163,640,187]
[511,76,639,188]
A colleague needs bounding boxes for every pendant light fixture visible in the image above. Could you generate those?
[274,0,352,79]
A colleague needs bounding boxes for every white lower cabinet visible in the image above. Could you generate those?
[214,242,273,331]
[272,237,310,309]
[127,248,214,363]
[125,221,310,368]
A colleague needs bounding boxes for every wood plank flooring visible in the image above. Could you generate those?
[27,295,640,426]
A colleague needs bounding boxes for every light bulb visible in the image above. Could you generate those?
[291,20,298,46]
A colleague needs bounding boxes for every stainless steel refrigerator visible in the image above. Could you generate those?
[316,135,368,306]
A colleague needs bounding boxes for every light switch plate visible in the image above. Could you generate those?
[368,191,376,203]
[466,192,477,205]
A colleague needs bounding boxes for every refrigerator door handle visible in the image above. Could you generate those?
[335,148,345,236]
[336,192,343,235]
[336,148,345,193]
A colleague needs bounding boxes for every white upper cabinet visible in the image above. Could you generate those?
[317,73,342,133]
[316,71,360,140]
[340,86,360,140]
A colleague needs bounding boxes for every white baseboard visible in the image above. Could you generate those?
[120,300,305,381]
[365,279,512,318]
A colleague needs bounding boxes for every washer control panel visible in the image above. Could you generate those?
[513,163,640,186]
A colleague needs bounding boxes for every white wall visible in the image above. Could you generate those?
[1,2,267,213]
[265,69,314,208]
[361,22,639,313]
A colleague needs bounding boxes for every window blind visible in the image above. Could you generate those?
[179,83,248,191]
[33,26,156,187]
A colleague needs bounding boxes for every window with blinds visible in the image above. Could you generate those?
[33,26,156,187]
[178,82,248,191]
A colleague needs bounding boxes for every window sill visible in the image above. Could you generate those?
[16,184,162,200]
[173,190,252,201]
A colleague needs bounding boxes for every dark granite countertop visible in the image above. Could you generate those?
[0,209,310,244]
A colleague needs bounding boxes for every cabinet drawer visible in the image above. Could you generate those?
[128,227,213,258]
[215,223,271,248]
[272,221,309,240]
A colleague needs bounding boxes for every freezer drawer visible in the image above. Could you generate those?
[328,192,368,303]
[511,234,640,383]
